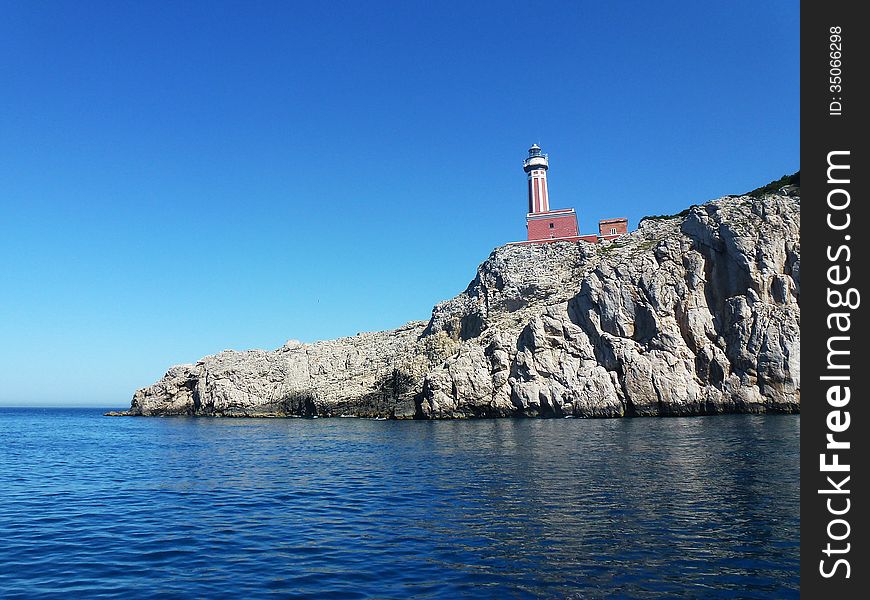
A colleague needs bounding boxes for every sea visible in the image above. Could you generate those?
[0,408,799,599]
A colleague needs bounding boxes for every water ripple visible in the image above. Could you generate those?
[0,409,799,598]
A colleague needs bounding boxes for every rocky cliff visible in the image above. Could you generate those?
[121,190,800,418]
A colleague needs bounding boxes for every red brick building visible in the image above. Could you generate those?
[526,208,579,241]
[598,217,629,241]
[518,144,628,245]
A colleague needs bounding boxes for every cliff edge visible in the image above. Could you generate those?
[121,190,800,418]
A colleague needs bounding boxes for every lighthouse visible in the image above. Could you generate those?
[523,144,580,242]
[524,144,550,213]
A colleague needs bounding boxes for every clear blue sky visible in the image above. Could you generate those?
[1,1,798,407]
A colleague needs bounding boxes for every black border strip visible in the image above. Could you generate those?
[801,1,868,596]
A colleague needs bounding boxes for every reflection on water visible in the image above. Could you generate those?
[0,410,799,598]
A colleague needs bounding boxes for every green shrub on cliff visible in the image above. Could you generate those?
[745,171,800,197]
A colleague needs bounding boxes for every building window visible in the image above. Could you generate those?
[610,228,617,235]
[549,223,555,229]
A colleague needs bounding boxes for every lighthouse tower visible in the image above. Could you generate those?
[524,144,580,242]
[524,144,550,213]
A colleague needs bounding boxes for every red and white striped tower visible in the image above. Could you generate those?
[523,144,550,213]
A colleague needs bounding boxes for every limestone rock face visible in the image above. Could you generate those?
[125,193,800,418]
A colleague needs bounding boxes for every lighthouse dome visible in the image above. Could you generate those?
[523,144,548,172]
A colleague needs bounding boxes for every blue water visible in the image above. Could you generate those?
[0,409,799,599]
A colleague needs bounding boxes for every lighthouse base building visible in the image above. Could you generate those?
[526,208,579,241]
[517,144,628,245]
